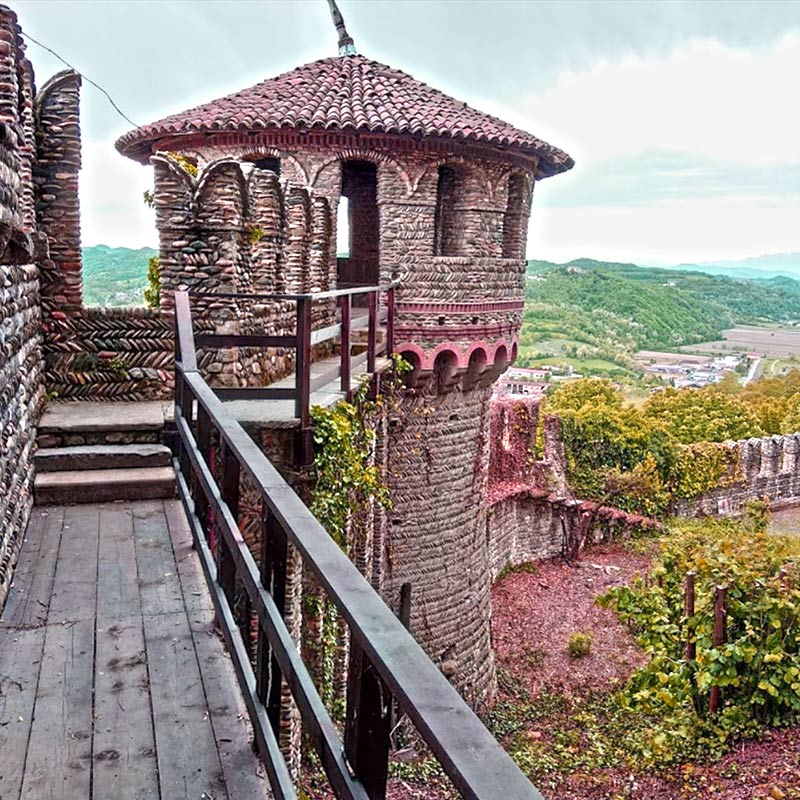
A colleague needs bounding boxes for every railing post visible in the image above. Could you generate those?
[295,296,313,465]
[344,642,392,799]
[195,405,212,540]
[256,506,288,738]
[218,441,240,609]
[178,379,193,482]
[386,285,395,358]
[340,294,352,397]
[367,290,377,374]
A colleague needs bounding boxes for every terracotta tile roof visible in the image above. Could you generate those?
[116,55,573,175]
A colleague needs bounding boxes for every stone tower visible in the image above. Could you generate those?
[117,44,572,704]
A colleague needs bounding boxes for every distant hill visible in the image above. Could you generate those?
[82,245,157,307]
[673,253,800,280]
[521,257,800,376]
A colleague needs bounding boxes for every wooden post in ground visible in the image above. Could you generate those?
[684,571,696,663]
[709,584,728,714]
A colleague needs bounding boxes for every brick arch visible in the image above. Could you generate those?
[238,147,308,186]
[194,157,248,217]
[309,148,412,195]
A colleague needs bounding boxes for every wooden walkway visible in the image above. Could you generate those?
[0,500,270,800]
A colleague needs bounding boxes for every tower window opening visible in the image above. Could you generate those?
[337,160,379,290]
[252,157,281,174]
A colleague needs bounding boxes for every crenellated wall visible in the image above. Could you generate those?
[677,433,800,517]
[32,71,175,401]
[485,396,659,578]
[173,134,532,384]
[151,155,336,387]
[0,4,45,608]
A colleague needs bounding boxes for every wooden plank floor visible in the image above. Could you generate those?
[0,500,270,800]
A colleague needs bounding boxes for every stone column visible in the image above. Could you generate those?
[34,70,82,312]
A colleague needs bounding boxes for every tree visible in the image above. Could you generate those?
[642,387,763,444]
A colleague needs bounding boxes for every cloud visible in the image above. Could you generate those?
[498,33,800,166]
[487,34,800,263]
[77,32,800,268]
[79,139,156,247]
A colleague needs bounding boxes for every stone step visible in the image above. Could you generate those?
[38,401,172,448]
[34,443,172,473]
[34,467,176,506]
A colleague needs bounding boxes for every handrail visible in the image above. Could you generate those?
[187,280,399,302]
[171,296,544,800]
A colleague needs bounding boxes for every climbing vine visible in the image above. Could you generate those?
[547,378,745,517]
[305,355,411,716]
[600,511,800,762]
[143,255,160,308]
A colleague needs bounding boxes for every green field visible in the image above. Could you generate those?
[520,258,800,381]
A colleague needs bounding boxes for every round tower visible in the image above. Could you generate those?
[117,41,572,705]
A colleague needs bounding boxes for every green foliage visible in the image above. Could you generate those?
[108,356,129,377]
[547,380,678,507]
[600,453,672,517]
[667,441,739,501]
[567,632,593,659]
[642,387,764,444]
[548,377,623,412]
[601,515,800,760]
[497,561,538,581]
[143,255,161,308]
[82,245,158,307]
[164,150,199,177]
[248,226,266,244]
[310,382,390,546]
[520,258,800,378]
[544,377,783,514]
[489,671,703,783]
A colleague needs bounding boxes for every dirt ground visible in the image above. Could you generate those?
[490,546,800,800]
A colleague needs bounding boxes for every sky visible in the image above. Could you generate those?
[13,0,800,266]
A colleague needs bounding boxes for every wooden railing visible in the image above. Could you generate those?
[186,283,395,418]
[172,293,544,800]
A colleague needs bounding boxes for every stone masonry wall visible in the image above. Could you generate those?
[34,70,174,400]
[677,433,800,517]
[486,396,659,577]
[0,4,44,608]
[152,155,336,387]
[383,385,496,707]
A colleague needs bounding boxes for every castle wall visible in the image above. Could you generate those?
[677,433,800,517]
[0,5,44,608]
[383,385,496,706]
[33,71,174,400]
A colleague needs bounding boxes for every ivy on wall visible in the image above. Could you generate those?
[304,356,411,716]
[546,379,743,517]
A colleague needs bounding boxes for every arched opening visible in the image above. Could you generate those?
[434,348,460,393]
[252,156,281,175]
[502,173,528,259]
[434,165,461,256]
[337,160,379,289]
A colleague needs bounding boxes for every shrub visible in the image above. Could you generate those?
[567,632,593,659]
[601,512,800,760]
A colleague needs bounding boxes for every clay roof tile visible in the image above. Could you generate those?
[116,54,572,175]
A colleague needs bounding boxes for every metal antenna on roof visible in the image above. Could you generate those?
[326,0,357,56]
